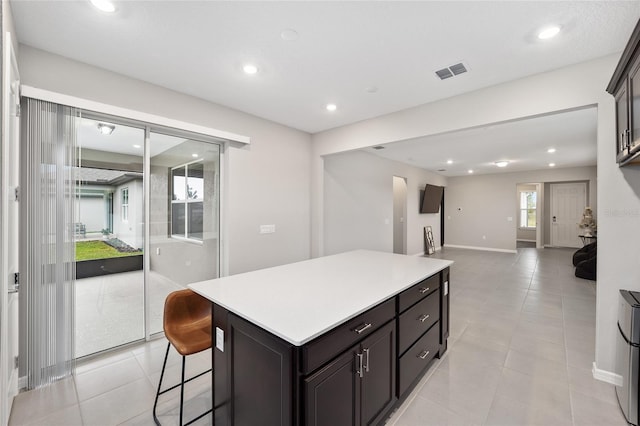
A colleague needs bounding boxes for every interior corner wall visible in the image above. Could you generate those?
[445,166,597,251]
[323,150,446,256]
[17,45,312,275]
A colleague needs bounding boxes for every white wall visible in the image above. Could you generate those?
[76,196,104,232]
[312,54,626,376]
[113,180,143,250]
[18,45,312,275]
[323,150,446,256]
[445,166,596,251]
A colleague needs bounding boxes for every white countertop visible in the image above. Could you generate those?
[189,250,453,346]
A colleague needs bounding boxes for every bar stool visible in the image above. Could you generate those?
[153,289,212,426]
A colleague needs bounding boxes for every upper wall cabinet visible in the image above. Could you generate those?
[608,19,640,166]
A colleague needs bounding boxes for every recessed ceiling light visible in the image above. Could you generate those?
[447,160,453,165]
[495,161,509,168]
[97,123,115,135]
[468,169,474,174]
[192,153,199,158]
[90,0,115,12]
[549,163,556,167]
[132,144,141,149]
[280,29,299,41]
[326,104,337,112]
[243,64,258,75]
[547,148,556,153]
[538,26,560,40]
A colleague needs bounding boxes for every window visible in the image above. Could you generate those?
[519,190,537,228]
[171,160,204,241]
[121,187,129,222]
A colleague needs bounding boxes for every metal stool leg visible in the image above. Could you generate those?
[153,342,171,426]
[180,355,186,426]
[152,343,213,426]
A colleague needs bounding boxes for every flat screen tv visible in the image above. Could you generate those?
[420,184,443,214]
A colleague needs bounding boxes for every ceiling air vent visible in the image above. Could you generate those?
[372,146,385,150]
[435,62,469,80]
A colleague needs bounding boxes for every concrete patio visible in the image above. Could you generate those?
[75,270,183,358]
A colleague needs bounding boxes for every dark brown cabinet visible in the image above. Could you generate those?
[211,266,450,426]
[304,321,396,426]
[607,19,640,165]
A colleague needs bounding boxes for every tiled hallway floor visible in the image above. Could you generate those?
[9,247,625,425]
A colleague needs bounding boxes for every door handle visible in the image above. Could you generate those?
[363,348,370,373]
[356,353,364,378]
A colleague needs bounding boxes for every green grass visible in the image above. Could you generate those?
[75,240,142,261]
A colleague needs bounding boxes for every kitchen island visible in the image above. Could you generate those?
[189,249,453,425]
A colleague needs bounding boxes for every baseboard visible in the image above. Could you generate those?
[516,239,536,243]
[443,244,517,254]
[411,246,442,257]
[592,362,622,386]
[18,375,27,390]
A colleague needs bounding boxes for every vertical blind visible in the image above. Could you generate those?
[19,98,77,388]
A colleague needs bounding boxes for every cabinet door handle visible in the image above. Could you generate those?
[626,129,631,148]
[418,350,430,360]
[354,323,372,334]
[418,314,430,323]
[419,287,430,294]
[363,348,370,373]
[356,353,364,378]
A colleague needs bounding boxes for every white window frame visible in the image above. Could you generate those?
[170,159,204,244]
[121,187,129,222]
[519,190,537,229]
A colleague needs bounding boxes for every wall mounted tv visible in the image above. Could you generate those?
[420,184,444,214]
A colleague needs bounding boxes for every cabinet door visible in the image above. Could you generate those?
[615,81,630,162]
[629,54,640,154]
[304,347,360,426]
[360,321,396,426]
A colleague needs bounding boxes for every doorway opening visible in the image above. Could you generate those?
[392,176,407,254]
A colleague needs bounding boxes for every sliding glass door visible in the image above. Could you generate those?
[147,132,220,335]
[73,114,221,357]
[75,116,146,357]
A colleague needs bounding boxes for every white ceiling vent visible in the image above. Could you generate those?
[435,62,469,80]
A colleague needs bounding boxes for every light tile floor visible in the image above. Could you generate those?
[9,247,626,425]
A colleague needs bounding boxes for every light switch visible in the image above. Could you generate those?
[507,217,513,222]
[259,224,276,234]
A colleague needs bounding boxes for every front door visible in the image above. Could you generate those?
[1,32,20,425]
[551,182,586,248]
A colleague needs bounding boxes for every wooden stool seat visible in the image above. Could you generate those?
[163,289,211,356]
[153,289,213,426]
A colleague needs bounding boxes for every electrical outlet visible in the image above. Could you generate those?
[482,235,486,240]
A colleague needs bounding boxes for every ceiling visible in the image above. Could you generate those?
[11,1,640,177]
[366,107,598,176]
[11,1,640,135]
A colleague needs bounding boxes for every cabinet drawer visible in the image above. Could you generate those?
[302,299,395,374]
[398,274,440,313]
[398,290,439,355]
[398,323,439,397]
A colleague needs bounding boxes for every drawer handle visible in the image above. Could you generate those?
[419,287,430,294]
[418,314,430,323]
[418,350,430,360]
[354,323,372,334]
